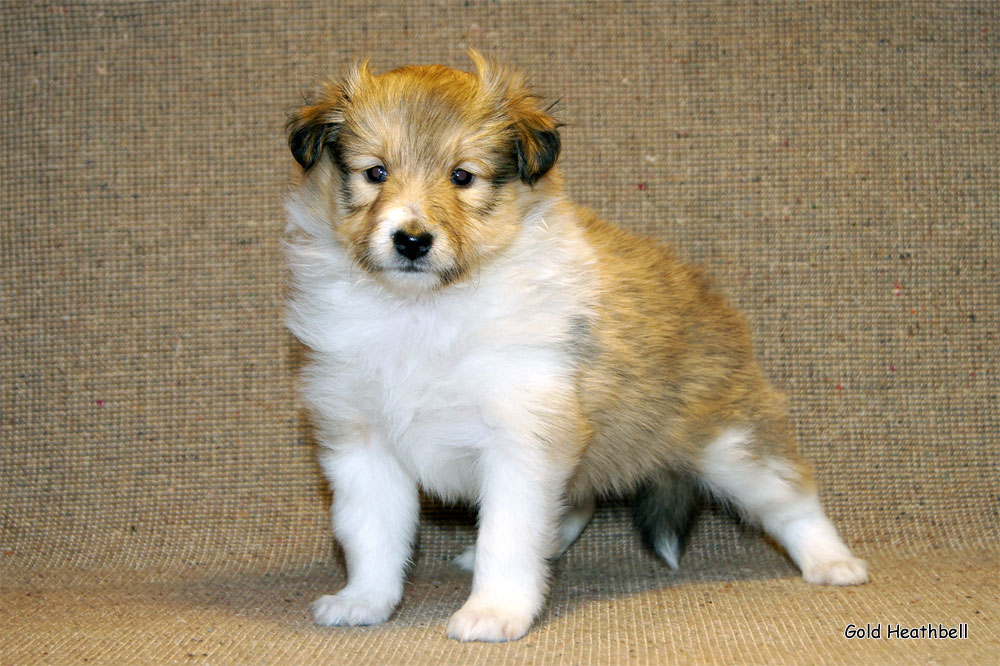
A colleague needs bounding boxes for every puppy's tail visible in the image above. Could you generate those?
[633,468,701,570]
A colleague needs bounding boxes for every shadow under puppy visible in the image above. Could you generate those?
[284,51,868,643]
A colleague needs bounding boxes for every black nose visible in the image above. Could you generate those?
[392,230,433,260]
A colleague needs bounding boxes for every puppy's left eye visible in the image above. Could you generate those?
[450,168,474,187]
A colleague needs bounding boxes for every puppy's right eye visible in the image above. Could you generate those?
[363,165,387,183]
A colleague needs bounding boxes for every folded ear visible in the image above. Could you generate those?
[511,106,560,186]
[470,49,561,185]
[286,89,342,170]
[286,61,374,170]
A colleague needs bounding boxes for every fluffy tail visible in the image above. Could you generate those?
[633,468,701,570]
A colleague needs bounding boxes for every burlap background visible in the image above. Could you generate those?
[2,2,997,664]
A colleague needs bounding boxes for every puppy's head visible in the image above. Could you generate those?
[287,51,561,291]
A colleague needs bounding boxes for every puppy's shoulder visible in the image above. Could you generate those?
[570,207,691,286]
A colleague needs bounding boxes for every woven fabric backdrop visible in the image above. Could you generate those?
[2,2,997,664]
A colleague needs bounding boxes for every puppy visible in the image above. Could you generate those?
[284,51,868,643]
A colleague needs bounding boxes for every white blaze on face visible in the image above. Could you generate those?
[373,205,422,261]
[370,203,456,291]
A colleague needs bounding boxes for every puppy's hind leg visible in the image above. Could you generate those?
[453,497,594,572]
[698,429,868,586]
[554,496,596,559]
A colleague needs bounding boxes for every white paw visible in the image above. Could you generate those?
[446,601,533,642]
[803,557,869,586]
[452,545,476,572]
[312,592,396,626]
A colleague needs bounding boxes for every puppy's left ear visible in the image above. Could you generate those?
[470,50,561,185]
[511,103,561,186]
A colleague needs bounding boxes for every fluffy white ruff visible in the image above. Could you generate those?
[287,192,598,641]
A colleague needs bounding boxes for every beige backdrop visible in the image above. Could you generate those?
[2,2,997,664]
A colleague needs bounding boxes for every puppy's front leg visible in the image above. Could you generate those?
[447,442,564,642]
[313,440,419,627]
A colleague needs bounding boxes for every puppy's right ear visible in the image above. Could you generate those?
[286,90,343,171]
[286,62,373,170]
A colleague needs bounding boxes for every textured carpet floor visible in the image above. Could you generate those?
[2,1,997,664]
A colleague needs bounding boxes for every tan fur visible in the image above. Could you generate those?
[566,206,816,500]
[289,57,558,286]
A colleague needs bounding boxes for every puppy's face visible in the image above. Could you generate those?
[288,53,561,291]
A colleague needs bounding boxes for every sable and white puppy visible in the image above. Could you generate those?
[284,51,868,643]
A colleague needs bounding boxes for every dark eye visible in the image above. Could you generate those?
[364,165,387,183]
[451,168,474,187]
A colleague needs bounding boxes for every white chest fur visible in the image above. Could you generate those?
[285,199,596,501]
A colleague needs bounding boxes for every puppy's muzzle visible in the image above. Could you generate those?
[393,230,434,261]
